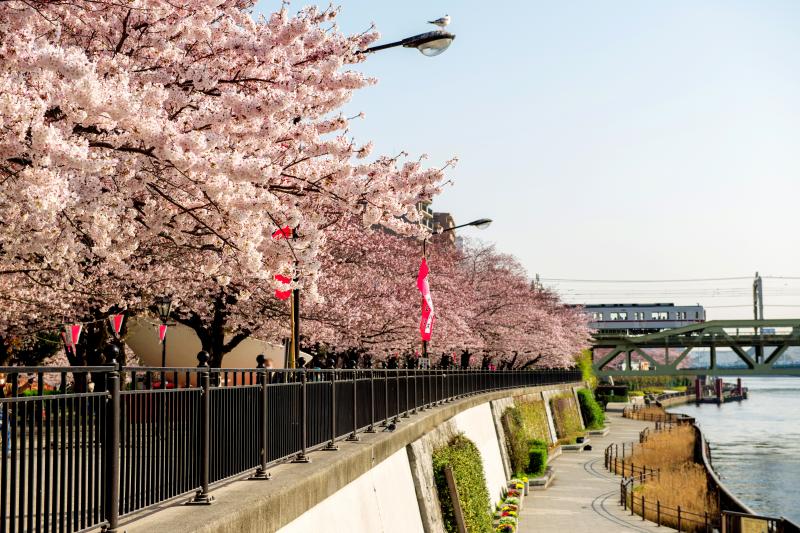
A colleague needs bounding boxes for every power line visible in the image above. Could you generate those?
[541,276,752,283]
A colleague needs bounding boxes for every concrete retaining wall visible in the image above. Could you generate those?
[452,402,508,503]
[278,447,425,533]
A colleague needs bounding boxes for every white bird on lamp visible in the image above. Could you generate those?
[428,15,450,29]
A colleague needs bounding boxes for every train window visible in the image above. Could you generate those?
[652,312,668,320]
[619,312,628,320]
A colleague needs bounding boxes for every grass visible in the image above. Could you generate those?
[615,425,719,532]
[638,465,718,531]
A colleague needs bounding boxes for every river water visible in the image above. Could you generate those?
[667,377,800,523]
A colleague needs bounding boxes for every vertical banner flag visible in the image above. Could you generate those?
[274,274,292,300]
[108,314,124,336]
[417,258,435,341]
[158,324,168,344]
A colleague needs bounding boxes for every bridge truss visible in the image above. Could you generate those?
[592,319,800,377]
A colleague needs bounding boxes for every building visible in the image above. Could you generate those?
[433,212,456,245]
[417,200,434,231]
[582,303,705,335]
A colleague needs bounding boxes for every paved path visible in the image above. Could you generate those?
[518,412,677,533]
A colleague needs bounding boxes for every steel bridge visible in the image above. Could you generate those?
[591,319,800,377]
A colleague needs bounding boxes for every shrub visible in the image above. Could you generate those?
[527,439,548,477]
[576,389,605,430]
[576,349,596,388]
[432,435,493,533]
[550,394,583,441]
[599,393,629,404]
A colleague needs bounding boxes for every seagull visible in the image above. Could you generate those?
[428,15,450,29]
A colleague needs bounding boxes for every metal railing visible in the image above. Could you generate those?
[0,354,581,532]
[623,404,694,424]
[620,475,718,532]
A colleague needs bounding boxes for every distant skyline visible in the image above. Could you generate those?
[255,1,800,319]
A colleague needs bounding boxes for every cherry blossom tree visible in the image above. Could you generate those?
[1,0,449,366]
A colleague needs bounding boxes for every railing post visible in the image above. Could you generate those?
[642,495,645,520]
[394,370,401,422]
[412,369,418,415]
[249,355,270,479]
[402,369,410,418]
[293,370,311,462]
[657,501,661,526]
[366,370,376,433]
[677,505,682,531]
[347,370,360,441]
[102,358,121,532]
[189,351,215,504]
[325,371,338,450]
[382,370,390,426]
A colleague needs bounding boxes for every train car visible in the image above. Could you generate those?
[582,303,705,335]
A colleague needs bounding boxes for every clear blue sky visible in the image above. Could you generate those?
[255,1,800,319]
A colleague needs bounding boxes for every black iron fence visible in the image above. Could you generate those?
[0,354,581,532]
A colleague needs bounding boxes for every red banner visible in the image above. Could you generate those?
[64,324,82,348]
[417,258,435,341]
[274,274,292,300]
[271,226,292,240]
[108,314,124,336]
[158,324,168,343]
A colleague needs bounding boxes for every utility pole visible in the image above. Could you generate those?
[753,271,764,364]
[753,272,764,321]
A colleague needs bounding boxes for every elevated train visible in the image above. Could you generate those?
[582,302,706,335]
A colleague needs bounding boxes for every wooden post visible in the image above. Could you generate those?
[444,466,467,533]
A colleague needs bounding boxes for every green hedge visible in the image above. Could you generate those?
[528,439,548,477]
[501,400,550,477]
[432,435,493,533]
[577,389,605,430]
[550,394,583,442]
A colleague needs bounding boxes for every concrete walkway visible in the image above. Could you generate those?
[518,412,677,533]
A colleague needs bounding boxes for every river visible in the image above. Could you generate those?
[667,377,800,523]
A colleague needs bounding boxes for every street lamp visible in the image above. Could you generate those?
[359,30,456,56]
[421,217,492,360]
[434,218,493,235]
[155,296,172,368]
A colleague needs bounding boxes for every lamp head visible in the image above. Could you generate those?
[155,296,173,323]
[470,218,493,230]
[403,31,456,57]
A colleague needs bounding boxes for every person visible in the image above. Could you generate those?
[263,357,279,384]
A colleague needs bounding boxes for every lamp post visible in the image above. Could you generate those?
[421,218,492,359]
[155,296,173,368]
[359,30,456,57]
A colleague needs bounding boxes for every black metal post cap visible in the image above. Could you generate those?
[197,350,210,367]
[104,343,120,361]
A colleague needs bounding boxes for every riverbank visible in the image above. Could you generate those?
[625,402,800,532]
[667,377,800,524]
